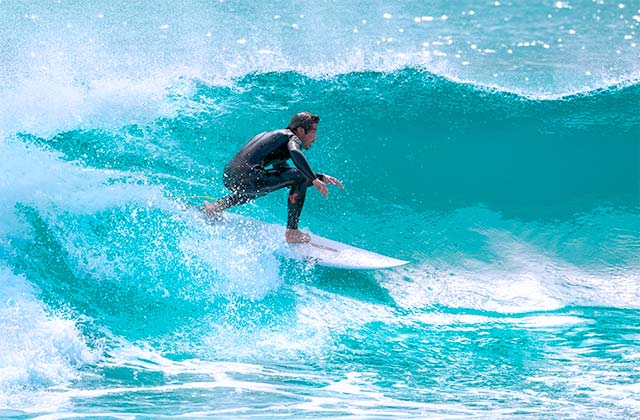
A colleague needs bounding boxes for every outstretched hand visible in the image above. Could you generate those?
[313,175,344,198]
[313,178,329,198]
[322,175,344,189]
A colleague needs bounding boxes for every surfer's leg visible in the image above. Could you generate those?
[285,185,311,243]
[286,181,308,230]
[204,169,260,217]
[209,168,311,241]
[253,168,312,233]
[204,192,253,216]
[254,168,309,195]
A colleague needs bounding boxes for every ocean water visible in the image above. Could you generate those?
[1,0,639,418]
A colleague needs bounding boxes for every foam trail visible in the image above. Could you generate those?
[380,226,640,313]
[0,266,98,409]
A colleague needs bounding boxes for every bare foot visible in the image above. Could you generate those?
[203,201,223,220]
[285,229,311,244]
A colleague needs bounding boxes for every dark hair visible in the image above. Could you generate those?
[288,112,320,132]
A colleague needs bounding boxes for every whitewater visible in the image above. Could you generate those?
[1,1,639,418]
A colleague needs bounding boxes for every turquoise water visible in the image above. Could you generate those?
[1,1,639,418]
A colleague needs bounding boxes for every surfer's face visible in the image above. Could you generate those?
[299,124,318,149]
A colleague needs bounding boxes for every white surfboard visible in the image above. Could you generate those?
[286,234,409,270]
[193,208,408,270]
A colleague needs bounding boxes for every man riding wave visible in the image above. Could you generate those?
[204,112,344,243]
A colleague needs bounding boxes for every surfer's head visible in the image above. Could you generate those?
[288,112,319,133]
[288,112,319,149]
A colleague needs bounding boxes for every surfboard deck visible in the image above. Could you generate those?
[189,205,408,270]
[286,234,409,270]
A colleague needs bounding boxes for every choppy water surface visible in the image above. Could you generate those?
[1,1,639,418]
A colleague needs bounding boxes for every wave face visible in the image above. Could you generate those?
[1,1,639,419]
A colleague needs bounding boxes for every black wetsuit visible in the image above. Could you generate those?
[215,129,323,230]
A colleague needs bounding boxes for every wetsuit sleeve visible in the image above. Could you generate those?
[287,138,317,182]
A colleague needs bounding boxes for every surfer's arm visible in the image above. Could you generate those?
[287,138,317,181]
[287,137,343,198]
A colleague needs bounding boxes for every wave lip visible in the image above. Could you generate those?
[2,65,639,140]
[3,0,640,136]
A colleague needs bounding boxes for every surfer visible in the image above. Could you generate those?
[203,112,344,243]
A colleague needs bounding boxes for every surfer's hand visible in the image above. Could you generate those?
[313,178,328,198]
[322,175,344,189]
